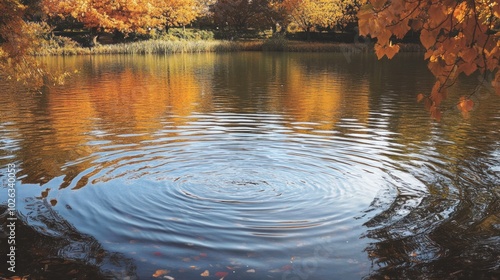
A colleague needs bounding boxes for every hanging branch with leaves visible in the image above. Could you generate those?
[358,0,500,120]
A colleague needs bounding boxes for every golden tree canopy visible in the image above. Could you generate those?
[282,0,355,31]
[42,0,202,33]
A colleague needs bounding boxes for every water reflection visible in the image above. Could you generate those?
[0,53,499,279]
[0,202,137,278]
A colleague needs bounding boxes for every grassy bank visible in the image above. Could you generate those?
[34,37,424,56]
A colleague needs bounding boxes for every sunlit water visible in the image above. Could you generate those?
[1,53,499,279]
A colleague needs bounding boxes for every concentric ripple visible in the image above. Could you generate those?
[54,112,426,267]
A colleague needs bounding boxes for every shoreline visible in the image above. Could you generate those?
[34,39,425,56]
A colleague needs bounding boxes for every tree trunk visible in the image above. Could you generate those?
[90,27,99,49]
[272,23,277,34]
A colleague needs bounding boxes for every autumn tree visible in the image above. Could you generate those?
[281,0,355,39]
[266,0,292,33]
[211,0,274,32]
[358,0,500,119]
[42,0,202,39]
[0,0,51,88]
[151,0,202,32]
[42,0,162,34]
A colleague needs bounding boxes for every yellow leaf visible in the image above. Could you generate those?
[201,270,210,277]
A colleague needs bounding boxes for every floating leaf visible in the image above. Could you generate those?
[200,270,210,277]
[281,265,293,271]
[246,269,256,273]
[50,199,58,206]
[417,93,425,103]
[152,269,169,278]
[41,188,49,198]
[215,271,228,278]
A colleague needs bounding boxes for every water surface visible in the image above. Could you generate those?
[1,52,499,279]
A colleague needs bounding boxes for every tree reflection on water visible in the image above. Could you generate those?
[362,176,500,279]
[0,201,137,279]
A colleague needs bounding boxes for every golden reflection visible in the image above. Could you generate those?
[12,54,216,187]
[5,53,496,190]
[266,54,370,132]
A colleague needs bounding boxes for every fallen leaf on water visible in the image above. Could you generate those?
[201,270,210,277]
[41,188,49,198]
[215,272,228,278]
[163,276,175,280]
[281,265,293,271]
[199,253,208,257]
[152,269,169,278]
[246,269,256,273]
[182,257,191,262]
[268,268,281,273]
[189,266,198,270]
[417,93,425,103]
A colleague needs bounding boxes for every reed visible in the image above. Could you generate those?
[34,37,423,56]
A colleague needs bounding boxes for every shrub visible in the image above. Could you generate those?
[262,33,288,51]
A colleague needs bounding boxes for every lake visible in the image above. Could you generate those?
[0,52,499,279]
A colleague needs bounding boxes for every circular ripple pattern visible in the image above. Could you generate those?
[59,113,426,259]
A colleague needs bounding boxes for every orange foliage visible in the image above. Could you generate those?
[358,0,500,119]
[0,0,48,87]
[42,0,201,33]
[281,0,355,32]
